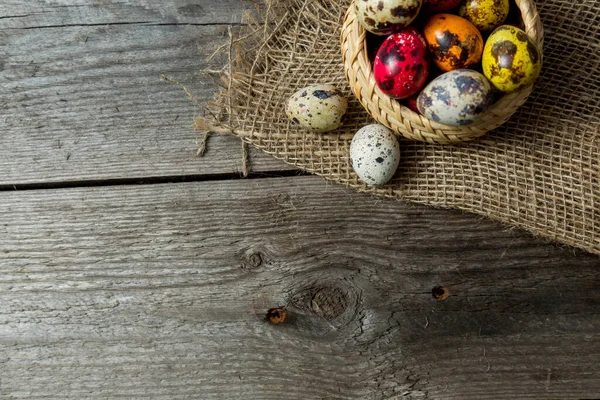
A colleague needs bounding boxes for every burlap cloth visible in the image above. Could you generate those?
[195,0,600,255]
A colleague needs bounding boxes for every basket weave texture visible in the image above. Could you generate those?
[341,0,544,144]
[196,0,600,255]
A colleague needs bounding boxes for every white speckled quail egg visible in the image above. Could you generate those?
[355,0,423,36]
[350,124,401,186]
[286,84,348,133]
[416,69,493,126]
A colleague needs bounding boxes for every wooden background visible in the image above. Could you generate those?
[1,1,599,398]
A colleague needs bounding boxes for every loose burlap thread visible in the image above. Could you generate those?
[196,0,600,255]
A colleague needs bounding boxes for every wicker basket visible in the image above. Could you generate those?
[340,0,544,144]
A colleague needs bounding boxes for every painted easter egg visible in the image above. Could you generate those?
[373,28,430,99]
[403,65,442,113]
[459,0,510,32]
[423,14,484,72]
[355,0,423,36]
[350,124,401,186]
[482,25,542,92]
[404,94,420,113]
[286,84,348,132]
[417,69,493,125]
[422,0,462,13]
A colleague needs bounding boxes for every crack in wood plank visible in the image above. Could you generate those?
[2,21,247,31]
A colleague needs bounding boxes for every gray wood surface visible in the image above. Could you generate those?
[1,0,291,187]
[1,1,599,399]
[0,0,252,28]
[0,176,598,399]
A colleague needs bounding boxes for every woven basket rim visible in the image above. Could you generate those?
[340,0,545,144]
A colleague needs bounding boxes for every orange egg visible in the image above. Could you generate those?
[423,14,483,72]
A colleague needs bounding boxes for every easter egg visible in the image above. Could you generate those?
[404,94,420,113]
[286,84,348,132]
[482,25,542,92]
[373,28,430,99]
[459,0,510,32]
[355,0,423,36]
[350,124,400,186]
[417,69,493,126]
[423,0,462,13]
[403,65,442,113]
[423,14,484,72]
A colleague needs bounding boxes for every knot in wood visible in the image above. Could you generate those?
[291,286,349,321]
[246,252,263,268]
[241,251,264,270]
[311,287,348,320]
[286,271,363,336]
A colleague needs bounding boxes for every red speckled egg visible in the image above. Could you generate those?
[423,0,463,13]
[403,64,442,112]
[404,94,420,112]
[373,28,430,100]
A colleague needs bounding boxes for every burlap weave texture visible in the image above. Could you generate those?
[197,0,600,255]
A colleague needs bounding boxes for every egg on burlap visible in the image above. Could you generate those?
[286,84,348,132]
[350,124,401,186]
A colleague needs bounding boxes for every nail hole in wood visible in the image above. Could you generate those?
[432,286,450,300]
[266,307,287,324]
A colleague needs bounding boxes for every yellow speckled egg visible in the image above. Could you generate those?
[459,0,510,32]
[482,25,542,93]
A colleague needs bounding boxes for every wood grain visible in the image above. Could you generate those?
[0,1,292,187]
[0,0,253,28]
[0,176,598,399]
[1,1,599,398]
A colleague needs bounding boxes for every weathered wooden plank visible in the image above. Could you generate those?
[0,0,253,29]
[0,175,598,399]
[0,7,292,186]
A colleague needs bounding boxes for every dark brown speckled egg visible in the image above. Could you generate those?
[423,14,484,72]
